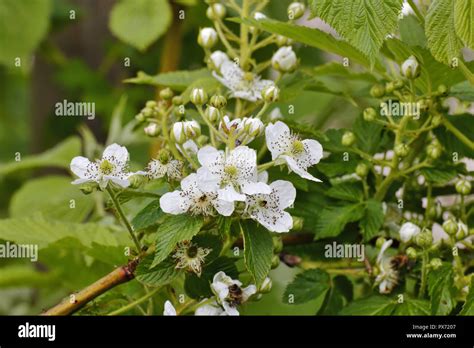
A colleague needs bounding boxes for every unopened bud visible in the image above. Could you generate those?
[287,2,305,20]
[455,178,471,195]
[356,163,369,177]
[159,88,173,100]
[271,254,280,269]
[271,46,298,72]
[406,247,417,259]
[415,230,433,248]
[370,84,385,98]
[172,95,183,106]
[429,258,442,270]
[205,106,220,122]
[375,237,386,249]
[394,143,409,158]
[261,85,280,103]
[79,182,97,195]
[259,277,272,293]
[206,3,226,20]
[341,131,356,146]
[401,55,420,79]
[190,88,208,105]
[363,107,377,121]
[144,123,160,137]
[242,117,264,137]
[443,218,458,235]
[209,94,227,109]
[198,27,218,48]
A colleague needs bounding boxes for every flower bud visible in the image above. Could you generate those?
[455,178,471,195]
[406,247,417,259]
[430,258,442,270]
[259,277,273,294]
[356,163,369,177]
[254,12,267,20]
[385,82,395,94]
[443,218,458,235]
[393,79,404,90]
[415,229,433,248]
[261,85,280,103]
[159,87,174,100]
[135,112,146,123]
[276,35,292,46]
[401,55,420,79]
[272,237,283,253]
[144,123,160,137]
[431,113,443,127]
[375,237,386,249]
[145,100,157,108]
[198,27,218,48]
[292,216,304,231]
[128,174,146,189]
[271,46,298,72]
[271,254,280,269]
[242,117,264,137]
[206,3,226,20]
[399,222,421,243]
[79,182,98,195]
[426,141,442,159]
[341,131,356,146]
[437,84,448,96]
[370,84,385,98]
[142,106,154,118]
[172,121,201,144]
[287,2,305,20]
[209,50,229,71]
[394,143,409,158]
[363,107,377,121]
[209,94,227,109]
[204,106,221,123]
[172,95,183,105]
[190,88,208,105]
[456,222,468,240]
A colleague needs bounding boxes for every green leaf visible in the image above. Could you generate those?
[359,200,385,241]
[238,17,375,70]
[109,0,172,51]
[353,116,386,154]
[433,114,474,159]
[315,203,365,239]
[9,176,94,223]
[428,264,456,315]
[0,265,59,288]
[454,0,474,49]
[393,298,430,315]
[425,0,463,65]
[241,221,273,287]
[399,15,427,47]
[318,275,353,315]
[339,295,397,315]
[0,136,81,177]
[135,255,180,286]
[152,215,204,267]
[309,0,403,65]
[181,77,220,103]
[283,269,330,305]
[125,69,212,91]
[420,164,460,185]
[0,0,52,68]
[460,277,474,315]
[131,199,163,231]
[106,95,127,146]
[450,81,474,101]
[326,182,363,202]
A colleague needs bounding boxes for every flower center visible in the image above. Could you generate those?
[258,199,268,208]
[291,139,305,155]
[243,72,254,82]
[187,246,198,258]
[158,150,171,164]
[224,165,238,177]
[99,159,115,175]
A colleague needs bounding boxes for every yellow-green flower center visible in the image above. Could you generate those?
[291,140,305,155]
[243,72,254,82]
[100,159,115,175]
[224,165,238,177]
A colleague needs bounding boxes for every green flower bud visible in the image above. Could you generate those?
[135,112,146,123]
[443,219,458,235]
[197,27,218,48]
[128,174,146,189]
[393,79,404,90]
[341,131,356,146]
[144,123,160,137]
[431,113,443,127]
[356,163,369,177]
[385,82,395,94]
[259,277,272,294]
[406,247,417,259]
[455,178,471,195]
[190,88,208,105]
[394,143,409,158]
[363,107,377,121]
[292,216,304,231]
[370,84,385,98]
[427,141,442,159]
[206,3,226,20]
[159,88,174,100]
[287,2,305,20]
[272,236,283,253]
[145,100,157,109]
[209,94,227,109]
[276,35,292,47]
[429,258,442,270]
[261,85,280,103]
[79,182,97,195]
[172,95,183,106]
[415,230,433,248]
[437,84,448,96]
[456,222,468,240]
[271,254,280,269]
[157,149,171,164]
[204,106,220,123]
[375,237,386,249]
[401,55,420,79]
[142,107,154,118]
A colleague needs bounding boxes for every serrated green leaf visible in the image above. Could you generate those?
[0,0,52,69]
[125,69,212,91]
[109,0,172,51]
[420,165,460,184]
[241,221,273,287]
[326,182,364,202]
[399,15,427,47]
[433,114,474,159]
[131,199,163,231]
[454,0,474,49]
[353,116,386,154]
[426,0,463,65]
[9,176,94,223]
[339,295,396,315]
[450,81,474,101]
[428,264,456,315]
[309,0,403,65]
[152,215,204,267]
[318,275,353,315]
[460,277,474,315]
[360,200,385,241]
[315,203,365,239]
[283,269,330,305]
[393,298,430,315]
[135,255,179,286]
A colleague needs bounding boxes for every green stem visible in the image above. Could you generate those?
[407,0,425,26]
[239,0,250,69]
[443,117,474,151]
[107,287,162,316]
[419,251,428,298]
[106,187,141,252]
[161,110,183,161]
[257,160,276,172]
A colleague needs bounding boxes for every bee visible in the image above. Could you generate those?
[228,284,243,306]
[390,254,409,270]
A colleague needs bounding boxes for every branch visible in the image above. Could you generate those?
[41,259,139,316]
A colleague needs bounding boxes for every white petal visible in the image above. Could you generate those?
[377,239,393,264]
[241,285,257,302]
[198,146,222,168]
[257,170,269,184]
[283,155,322,182]
[103,143,129,164]
[271,180,296,209]
[195,301,224,316]
[302,139,323,165]
[241,181,271,195]
[212,282,229,300]
[218,185,246,202]
[265,121,291,160]
[160,191,187,214]
[163,301,177,316]
[254,209,293,233]
[213,199,234,216]
[107,176,130,188]
[70,156,92,178]
[196,167,220,192]
[71,178,91,185]
[222,301,240,316]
